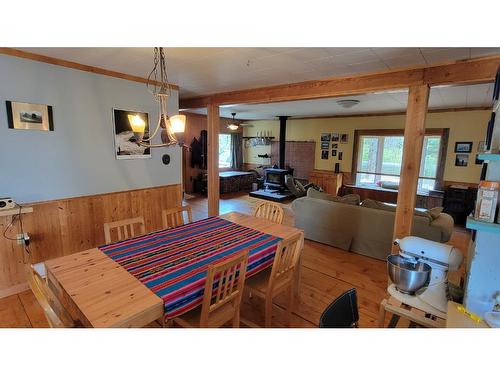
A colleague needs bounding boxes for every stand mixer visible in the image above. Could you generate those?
[388,236,464,319]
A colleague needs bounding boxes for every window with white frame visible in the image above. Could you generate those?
[218,133,232,168]
[355,131,444,192]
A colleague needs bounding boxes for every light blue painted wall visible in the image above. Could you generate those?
[0,54,181,203]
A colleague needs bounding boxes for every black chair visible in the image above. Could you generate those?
[319,288,359,328]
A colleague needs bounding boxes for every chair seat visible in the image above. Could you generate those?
[245,268,289,297]
[174,302,236,328]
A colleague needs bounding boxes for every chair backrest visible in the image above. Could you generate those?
[319,288,359,328]
[200,250,249,328]
[103,216,146,244]
[253,201,284,224]
[26,264,74,328]
[267,231,304,295]
[162,205,193,229]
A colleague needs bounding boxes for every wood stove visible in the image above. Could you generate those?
[264,168,290,190]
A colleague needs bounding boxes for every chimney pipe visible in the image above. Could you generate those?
[278,116,288,169]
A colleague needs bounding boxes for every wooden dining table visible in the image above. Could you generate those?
[45,212,303,328]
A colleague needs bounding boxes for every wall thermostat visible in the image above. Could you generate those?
[0,197,16,210]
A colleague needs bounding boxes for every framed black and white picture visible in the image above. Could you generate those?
[477,141,486,152]
[331,150,337,157]
[321,141,330,150]
[338,151,343,160]
[340,134,349,143]
[321,133,331,142]
[321,150,329,160]
[332,143,338,149]
[455,154,469,167]
[113,108,151,159]
[454,142,472,153]
[6,101,54,131]
[331,133,339,142]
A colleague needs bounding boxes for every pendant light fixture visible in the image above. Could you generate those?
[130,47,186,147]
[227,112,239,131]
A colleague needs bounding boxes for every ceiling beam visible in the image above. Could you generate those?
[179,55,500,109]
[0,48,180,91]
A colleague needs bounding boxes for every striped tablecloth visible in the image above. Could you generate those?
[99,217,282,319]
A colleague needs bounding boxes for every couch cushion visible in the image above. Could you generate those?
[360,199,436,221]
[427,206,444,220]
[307,189,360,205]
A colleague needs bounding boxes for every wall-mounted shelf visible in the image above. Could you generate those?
[0,206,33,217]
[477,153,500,161]
[466,217,500,234]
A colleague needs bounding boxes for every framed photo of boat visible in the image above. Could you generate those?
[6,101,54,131]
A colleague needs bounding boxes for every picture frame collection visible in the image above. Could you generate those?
[5,100,151,160]
[320,132,348,160]
[454,141,485,167]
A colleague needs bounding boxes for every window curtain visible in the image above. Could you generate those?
[230,133,243,170]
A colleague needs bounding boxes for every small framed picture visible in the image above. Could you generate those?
[477,141,486,152]
[338,151,343,161]
[475,154,484,165]
[6,101,54,131]
[454,142,472,153]
[332,143,338,149]
[321,141,330,149]
[321,133,331,142]
[331,150,337,157]
[455,154,469,167]
[340,134,349,143]
[321,150,329,160]
[113,108,151,159]
[331,133,340,142]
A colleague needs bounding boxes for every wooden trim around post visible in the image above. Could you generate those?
[392,85,430,253]
[207,102,220,216]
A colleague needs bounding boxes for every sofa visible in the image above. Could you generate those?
[291,189,454,261]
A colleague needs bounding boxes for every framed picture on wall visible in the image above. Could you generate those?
[332,143,338,149]
[331,150,337,157]
[454,142,472,153]
[6,101,54,131]
[113,108,151,159]
[338,151,343,160]
[320,133,331,142]
[321,150,329,160]
[340,134,349,143]
[455,154,469,167]
[331,133,339,142]
[321,141,330,149]
[475,154,484,165]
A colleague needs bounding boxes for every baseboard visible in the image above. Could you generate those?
[0,282,29,299]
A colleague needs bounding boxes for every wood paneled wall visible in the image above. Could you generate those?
[0,184,182,297]
[182,112,242,193]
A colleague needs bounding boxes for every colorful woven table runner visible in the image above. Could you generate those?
[99,216,282,319]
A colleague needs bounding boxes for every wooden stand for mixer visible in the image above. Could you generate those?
[379,297,445,328]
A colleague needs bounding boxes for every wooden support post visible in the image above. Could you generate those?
[392,85,430,253]
[207,102,220,217]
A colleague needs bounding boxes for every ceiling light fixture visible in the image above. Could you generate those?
[227,113,240,131]
[130,47,185,147]
[336,99,360,109]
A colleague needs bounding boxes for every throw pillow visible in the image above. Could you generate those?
[427,206,443,220]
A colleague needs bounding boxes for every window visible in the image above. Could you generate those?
[354,130,445,192]
[219,133,232,168]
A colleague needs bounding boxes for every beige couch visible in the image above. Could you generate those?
[291,190,454,261]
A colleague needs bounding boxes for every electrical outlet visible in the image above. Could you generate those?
[16,233,30,246]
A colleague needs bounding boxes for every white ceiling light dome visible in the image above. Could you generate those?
[336,99,360,109]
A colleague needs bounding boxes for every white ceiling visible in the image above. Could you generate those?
[186,83,494,120]
[18,47,500,98]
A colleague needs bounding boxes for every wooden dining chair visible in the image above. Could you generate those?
[162,205,193,229]
[241,231,304,327]
[253,201,284,224]
[173,250,249,328]
[26,263,75,328]
[103,216,146,244]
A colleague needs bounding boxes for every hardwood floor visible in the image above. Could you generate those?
[0,192,470,328]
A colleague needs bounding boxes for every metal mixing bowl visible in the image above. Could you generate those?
[387,255,431,294]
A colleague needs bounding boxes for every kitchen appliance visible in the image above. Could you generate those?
[0,197,16,210]
[388,236,464,319]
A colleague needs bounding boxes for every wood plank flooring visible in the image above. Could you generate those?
[0,192,470,328]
